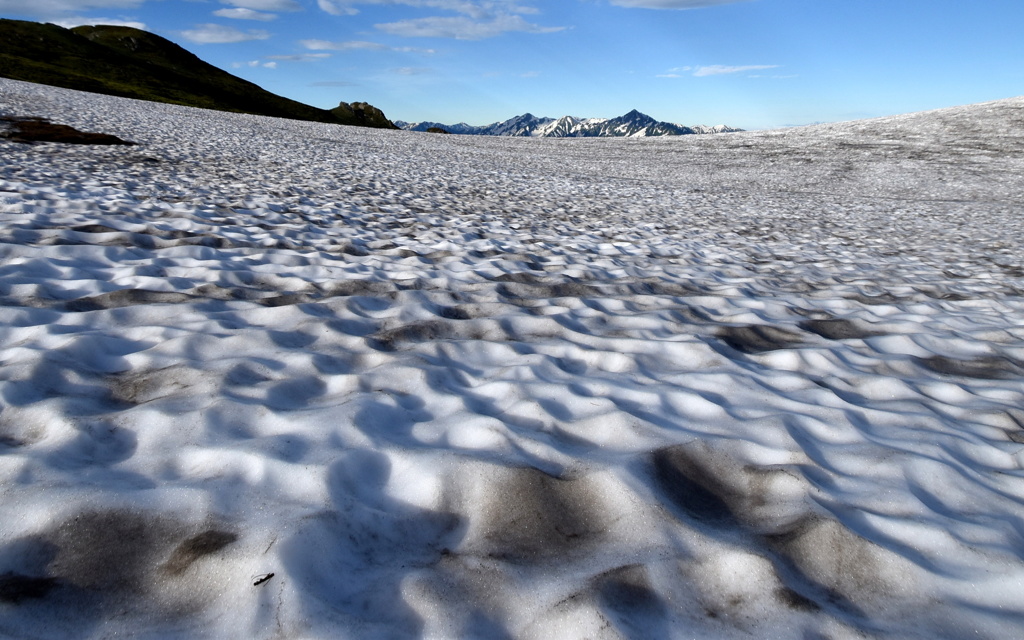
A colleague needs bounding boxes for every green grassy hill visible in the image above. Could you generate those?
[0,19,397,129]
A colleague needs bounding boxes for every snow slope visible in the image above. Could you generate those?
[1,77,1023,639]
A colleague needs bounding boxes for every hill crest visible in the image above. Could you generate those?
[0,18,396,129]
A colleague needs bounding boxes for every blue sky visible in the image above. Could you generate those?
[2,0,1022,129]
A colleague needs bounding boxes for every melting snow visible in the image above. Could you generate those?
[1,78,1023,639]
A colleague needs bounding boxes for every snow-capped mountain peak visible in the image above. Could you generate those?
[396,110,742,137]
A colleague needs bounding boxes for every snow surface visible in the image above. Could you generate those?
[1,77,1024,639]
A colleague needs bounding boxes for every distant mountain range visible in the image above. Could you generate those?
[394,110,742,138]
[0,18,738,137]
[0,18,396,129]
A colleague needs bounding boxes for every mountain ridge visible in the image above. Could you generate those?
[394,109,742,137]
[0,18,397,130]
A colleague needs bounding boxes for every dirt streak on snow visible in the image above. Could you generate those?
[1,78,1023,639]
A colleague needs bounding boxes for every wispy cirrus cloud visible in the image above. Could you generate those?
[318,0,358,15]
[219,0,302,11]
[0,0,143,18]
[610,0,750,8]
[213,7,278,21]
[317,0,541,18]
[232,59,278,69]
[393,67,433,75]
[300,39,436,53]
[693,64,778,76]
[376,14,564,39]
[659,64,778,77]
[656,65,691,77]
[316,0,563,40]
[179,23,271,43]
[266,53,333,61]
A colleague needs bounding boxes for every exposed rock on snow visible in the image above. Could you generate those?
[329,101,399,130]
[1,115,135,145]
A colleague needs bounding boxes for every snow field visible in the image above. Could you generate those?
[1,78,1024,638]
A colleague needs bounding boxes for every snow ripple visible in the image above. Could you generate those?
[1,78,1024,639]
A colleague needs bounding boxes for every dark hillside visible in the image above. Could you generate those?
[0,19,396,128]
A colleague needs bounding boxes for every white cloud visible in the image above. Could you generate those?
[659,64,781,78]
[220,0,302,12]
[393,67,432,75]
[657,65,691,77]
[610,0,750,8]
[313,1,562,41]
[376,14,564,39]
[266,53,333,60]
[213,7,278,20]
[317,1,541,18]
[53,16,147,29]
[179,23,271,43]
[693,64,778,76]
[300,39,436,53]
[301,39,387,50]
[232,59,278,68]
[318,0,358,15]
[0,0,142,18]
